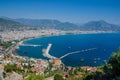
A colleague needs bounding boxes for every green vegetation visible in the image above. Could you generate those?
[4,64,23,73]
[25,73,45,80]
[54,74,64,80]
[84,47,120,80]
[0,41,13,48]
[4,64,17,72]
[109,47,120,76]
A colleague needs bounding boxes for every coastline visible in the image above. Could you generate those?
[4,30,119,62]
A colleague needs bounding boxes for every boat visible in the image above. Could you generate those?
[80,58,84,62]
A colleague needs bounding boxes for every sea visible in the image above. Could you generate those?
[17,33,120,67]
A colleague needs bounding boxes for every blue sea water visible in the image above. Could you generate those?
[17,33,120,67]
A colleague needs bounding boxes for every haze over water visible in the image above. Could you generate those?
[17,33,120,67]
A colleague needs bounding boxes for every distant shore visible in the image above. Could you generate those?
[0,29,118,42]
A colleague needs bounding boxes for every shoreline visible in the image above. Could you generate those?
[3,30,120,67]
[1,29,119,42]
[12,30,119,56]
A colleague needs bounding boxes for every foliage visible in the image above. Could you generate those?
[25,73,45,80]
[3,72,6,78]
[4,64,17,72]
[4,64,23,73]
[54,74,64,80]
[84,71,104,80]
[0,41,12,48]
[48,62,53,70]
[108,47,120,76]
[84,47,120,80]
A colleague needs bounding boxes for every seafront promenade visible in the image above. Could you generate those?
[0,29,114,42]
[0,29,66,42]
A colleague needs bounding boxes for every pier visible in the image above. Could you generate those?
[43,44,56,59]
[59,48,97,59]
[43,43,97,60]
[19,41,41,47]
[20,44,41,47]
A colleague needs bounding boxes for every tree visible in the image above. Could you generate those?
[25,73,45,80]
[74,69,78,75]
[54,74,64,80]
[4,64,17,72]
[108,47,120,76]
[68,70,73,75]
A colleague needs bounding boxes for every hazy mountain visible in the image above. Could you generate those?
[14,18,61,27]
[80,20,120,31]
[14,18,120,31]
[0,18,26,31]
[13,18,79,30]
[0,16,12,20]
[56,22,79,30]
[1,17,120,31]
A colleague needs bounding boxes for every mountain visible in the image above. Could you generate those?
[1,17,120,31]
[0,18,26,31]
[56,22,79,30]
[13,18,79,30]
[14,18,120,31]
[14,18,61,27]
[80,20,120,31]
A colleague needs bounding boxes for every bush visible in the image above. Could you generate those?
[25,73,45,80]
[54,74,64,80]
[108,47,120,76]
[4,64,17,72]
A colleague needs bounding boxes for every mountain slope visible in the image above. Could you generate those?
[0,18,25,31]
[14,18,79,30]
[80,20,120,31]
[14,18,61,27]
[1,17,120,31]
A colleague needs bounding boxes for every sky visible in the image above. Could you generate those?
[0,0,120,24]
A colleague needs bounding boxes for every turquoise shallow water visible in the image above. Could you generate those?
[17,33,120,67]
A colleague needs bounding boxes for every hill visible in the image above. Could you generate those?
[0,18,26,31]
[80,20,120,31]
[14,18,79,30]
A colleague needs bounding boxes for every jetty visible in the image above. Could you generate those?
[19,41,41,47]
[43,44,56,59]
[20,44,41,47]
[43,44,97,60]
[59,48,97,59]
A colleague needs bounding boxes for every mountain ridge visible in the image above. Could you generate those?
[0,18,26,31]
[0,17,120,31]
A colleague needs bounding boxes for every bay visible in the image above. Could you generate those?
[17,33,120,67]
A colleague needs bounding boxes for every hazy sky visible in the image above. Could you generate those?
[0,0,120,24]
